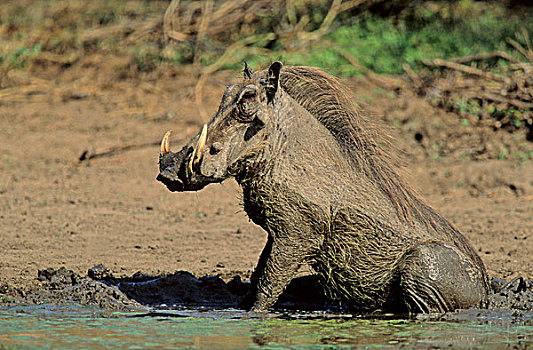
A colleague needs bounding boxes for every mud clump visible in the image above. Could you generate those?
[1,266,532,318]
[38,267,81,289]
[33,267,140,311]
[0,265,338,312]
[32,266,243,310]
[488,276,533,311]
[92,268,336,311]
[87,264,114,281]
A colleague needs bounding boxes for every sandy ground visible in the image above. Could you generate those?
[1,59,532,295]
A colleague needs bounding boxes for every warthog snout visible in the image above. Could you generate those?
[156,136,186,192]
[157,126,204,191]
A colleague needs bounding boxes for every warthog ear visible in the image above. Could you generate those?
[243,59,254,79]
[266,61,282,102]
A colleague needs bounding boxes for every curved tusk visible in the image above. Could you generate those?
[160,130,172,155]
[194,124,208,164]
[188,124,208,174]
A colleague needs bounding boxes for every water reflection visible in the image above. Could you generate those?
[0,306,531,349]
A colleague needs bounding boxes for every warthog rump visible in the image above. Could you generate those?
[157,61,490,313]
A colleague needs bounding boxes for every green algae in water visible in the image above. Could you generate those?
[0,307,532,349]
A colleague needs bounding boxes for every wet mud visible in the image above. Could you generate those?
[0,266,335,312]
[1,265,532,324]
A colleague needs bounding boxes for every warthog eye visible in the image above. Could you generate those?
[210,142,222,155]
[236,89,257,122]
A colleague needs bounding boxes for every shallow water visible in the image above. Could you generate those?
[0,306,532,349]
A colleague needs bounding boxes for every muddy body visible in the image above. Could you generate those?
[157,62,490,313]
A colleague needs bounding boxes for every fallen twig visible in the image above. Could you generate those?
[79,141,161,162]
[332,45,406,89]
[448,51,521,65]
[507,38,533,63]
[479,91,533,110]
[402,63,422,88]
[423,58,510,84]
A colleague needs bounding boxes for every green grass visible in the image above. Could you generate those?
[303,13,531,76]
[1,0,532,78]
[0,43,41,69]
[322,0,532,76]
[231,1,533,77]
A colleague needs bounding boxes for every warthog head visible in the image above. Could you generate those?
[157,61,282,192]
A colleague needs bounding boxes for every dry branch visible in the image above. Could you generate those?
[402,63,422,88]
[79,141,162,162]
[163,0,181,42]
[332,45,405,89]
[479,91,533,110]
[407,33,533,131]
[507,38,533,63]
[423,59,510,84]
[164,0,370,73]
[298,0,367,42]
[448,51,521,65]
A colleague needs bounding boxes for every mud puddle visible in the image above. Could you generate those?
[1,305,532,349]
[1,266,533,348]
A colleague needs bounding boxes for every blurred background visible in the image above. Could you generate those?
[1,0,532,144]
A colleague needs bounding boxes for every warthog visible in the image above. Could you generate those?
[157,61,490,313]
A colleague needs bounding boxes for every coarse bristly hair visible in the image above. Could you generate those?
[253,65,489,309]
[277,66,481,264]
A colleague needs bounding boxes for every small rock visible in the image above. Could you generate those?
[69,92,88,100]
[88,264,113,280]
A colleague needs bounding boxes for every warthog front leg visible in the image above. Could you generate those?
[238,236,273,310]
[244,235,315,312]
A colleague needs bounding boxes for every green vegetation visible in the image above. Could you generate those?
[227,1,533,76]
[1,43,41,69]
[453,179,465,189]
[1,0,531,152]
[1,1,531,76]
